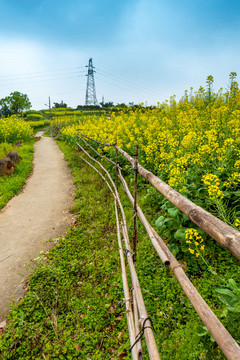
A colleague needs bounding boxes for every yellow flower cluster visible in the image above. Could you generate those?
[202,174,224,200]
[55,90,240,203]
[235,219,240,227]
[224,172,240,188]
[0,115,32,143]
[185,228,204,257]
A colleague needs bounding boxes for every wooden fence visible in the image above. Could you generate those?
[75,130,240,360]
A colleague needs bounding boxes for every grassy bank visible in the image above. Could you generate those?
[0,142,35,210]
[0,140,239,359]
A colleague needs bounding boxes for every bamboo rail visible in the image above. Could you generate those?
[75,153,140,357]
[76,140,170,267]
[76,135,240,359]
[132,146,138,262]
[115,201,139,360]
[77,134,122,170]
[76,131,240,259]
[118,168,240,360]
[76,130,116,147]
[121,224,161,360]
[76,143,162,358]
[115,145,240,260]
[132,289,143,359]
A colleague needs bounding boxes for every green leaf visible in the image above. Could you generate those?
[196,325,208,337]
[167,208,180,218]
[155,216,170,230]
[155,216,165,227]
[226,305,240,313]
[228,278,238,291]
[182,214,189,222]
[210,334,215,342]
[215,288,237,298]
[174,228,186,241]
[215,288,238,306]
[168,243,179,257]
[223,191,232,198]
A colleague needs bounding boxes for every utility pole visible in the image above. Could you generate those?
[49,96,52,121]
[85,58,98,105]
[45,97,52,121]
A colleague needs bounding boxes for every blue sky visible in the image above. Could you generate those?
[0,0,240,109]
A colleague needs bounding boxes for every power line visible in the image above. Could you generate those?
[96,62,157,94]
[95,67,157,97]
[1,70,85,82]
[0,66,85,80]
[0,74,85,87]
[95,74,155,100]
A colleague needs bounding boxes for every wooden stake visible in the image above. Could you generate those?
[118,169,170,267]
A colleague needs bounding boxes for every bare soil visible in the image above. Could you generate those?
[0,132,75,320]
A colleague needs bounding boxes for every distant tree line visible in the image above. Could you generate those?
[53,101,68,108]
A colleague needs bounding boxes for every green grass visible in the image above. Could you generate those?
[0,142,34,210]
[0,142,130,359]
[0,140,239,359]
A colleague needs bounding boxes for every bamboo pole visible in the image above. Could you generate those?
[76,140,169,266]
[75,133,240,259]
[76,136,240,359]
[132,146,139,262]
[121,224,161,360]
[76,143,161,359]
[77,135,122,170]
[76,141,120,198]
[119,170,170,267]
[115,201,139,360]
[132,288,143,360]
[77,154,116,199]
[118,167,240,360]
[115,145,240,260]
[77,156,140,359]
[76,130,116,146]
[115,136,119,190]
[150,226,240,360]
[77,152,139,358]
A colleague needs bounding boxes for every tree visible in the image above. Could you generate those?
[53,101,68,108]
[0,91,31,115]
[0,100,12,116]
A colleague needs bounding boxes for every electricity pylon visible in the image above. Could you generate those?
[85,58,98,105]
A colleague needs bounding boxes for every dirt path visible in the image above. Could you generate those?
[0,132,75,320]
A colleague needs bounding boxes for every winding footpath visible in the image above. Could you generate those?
[0,132,75,320]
